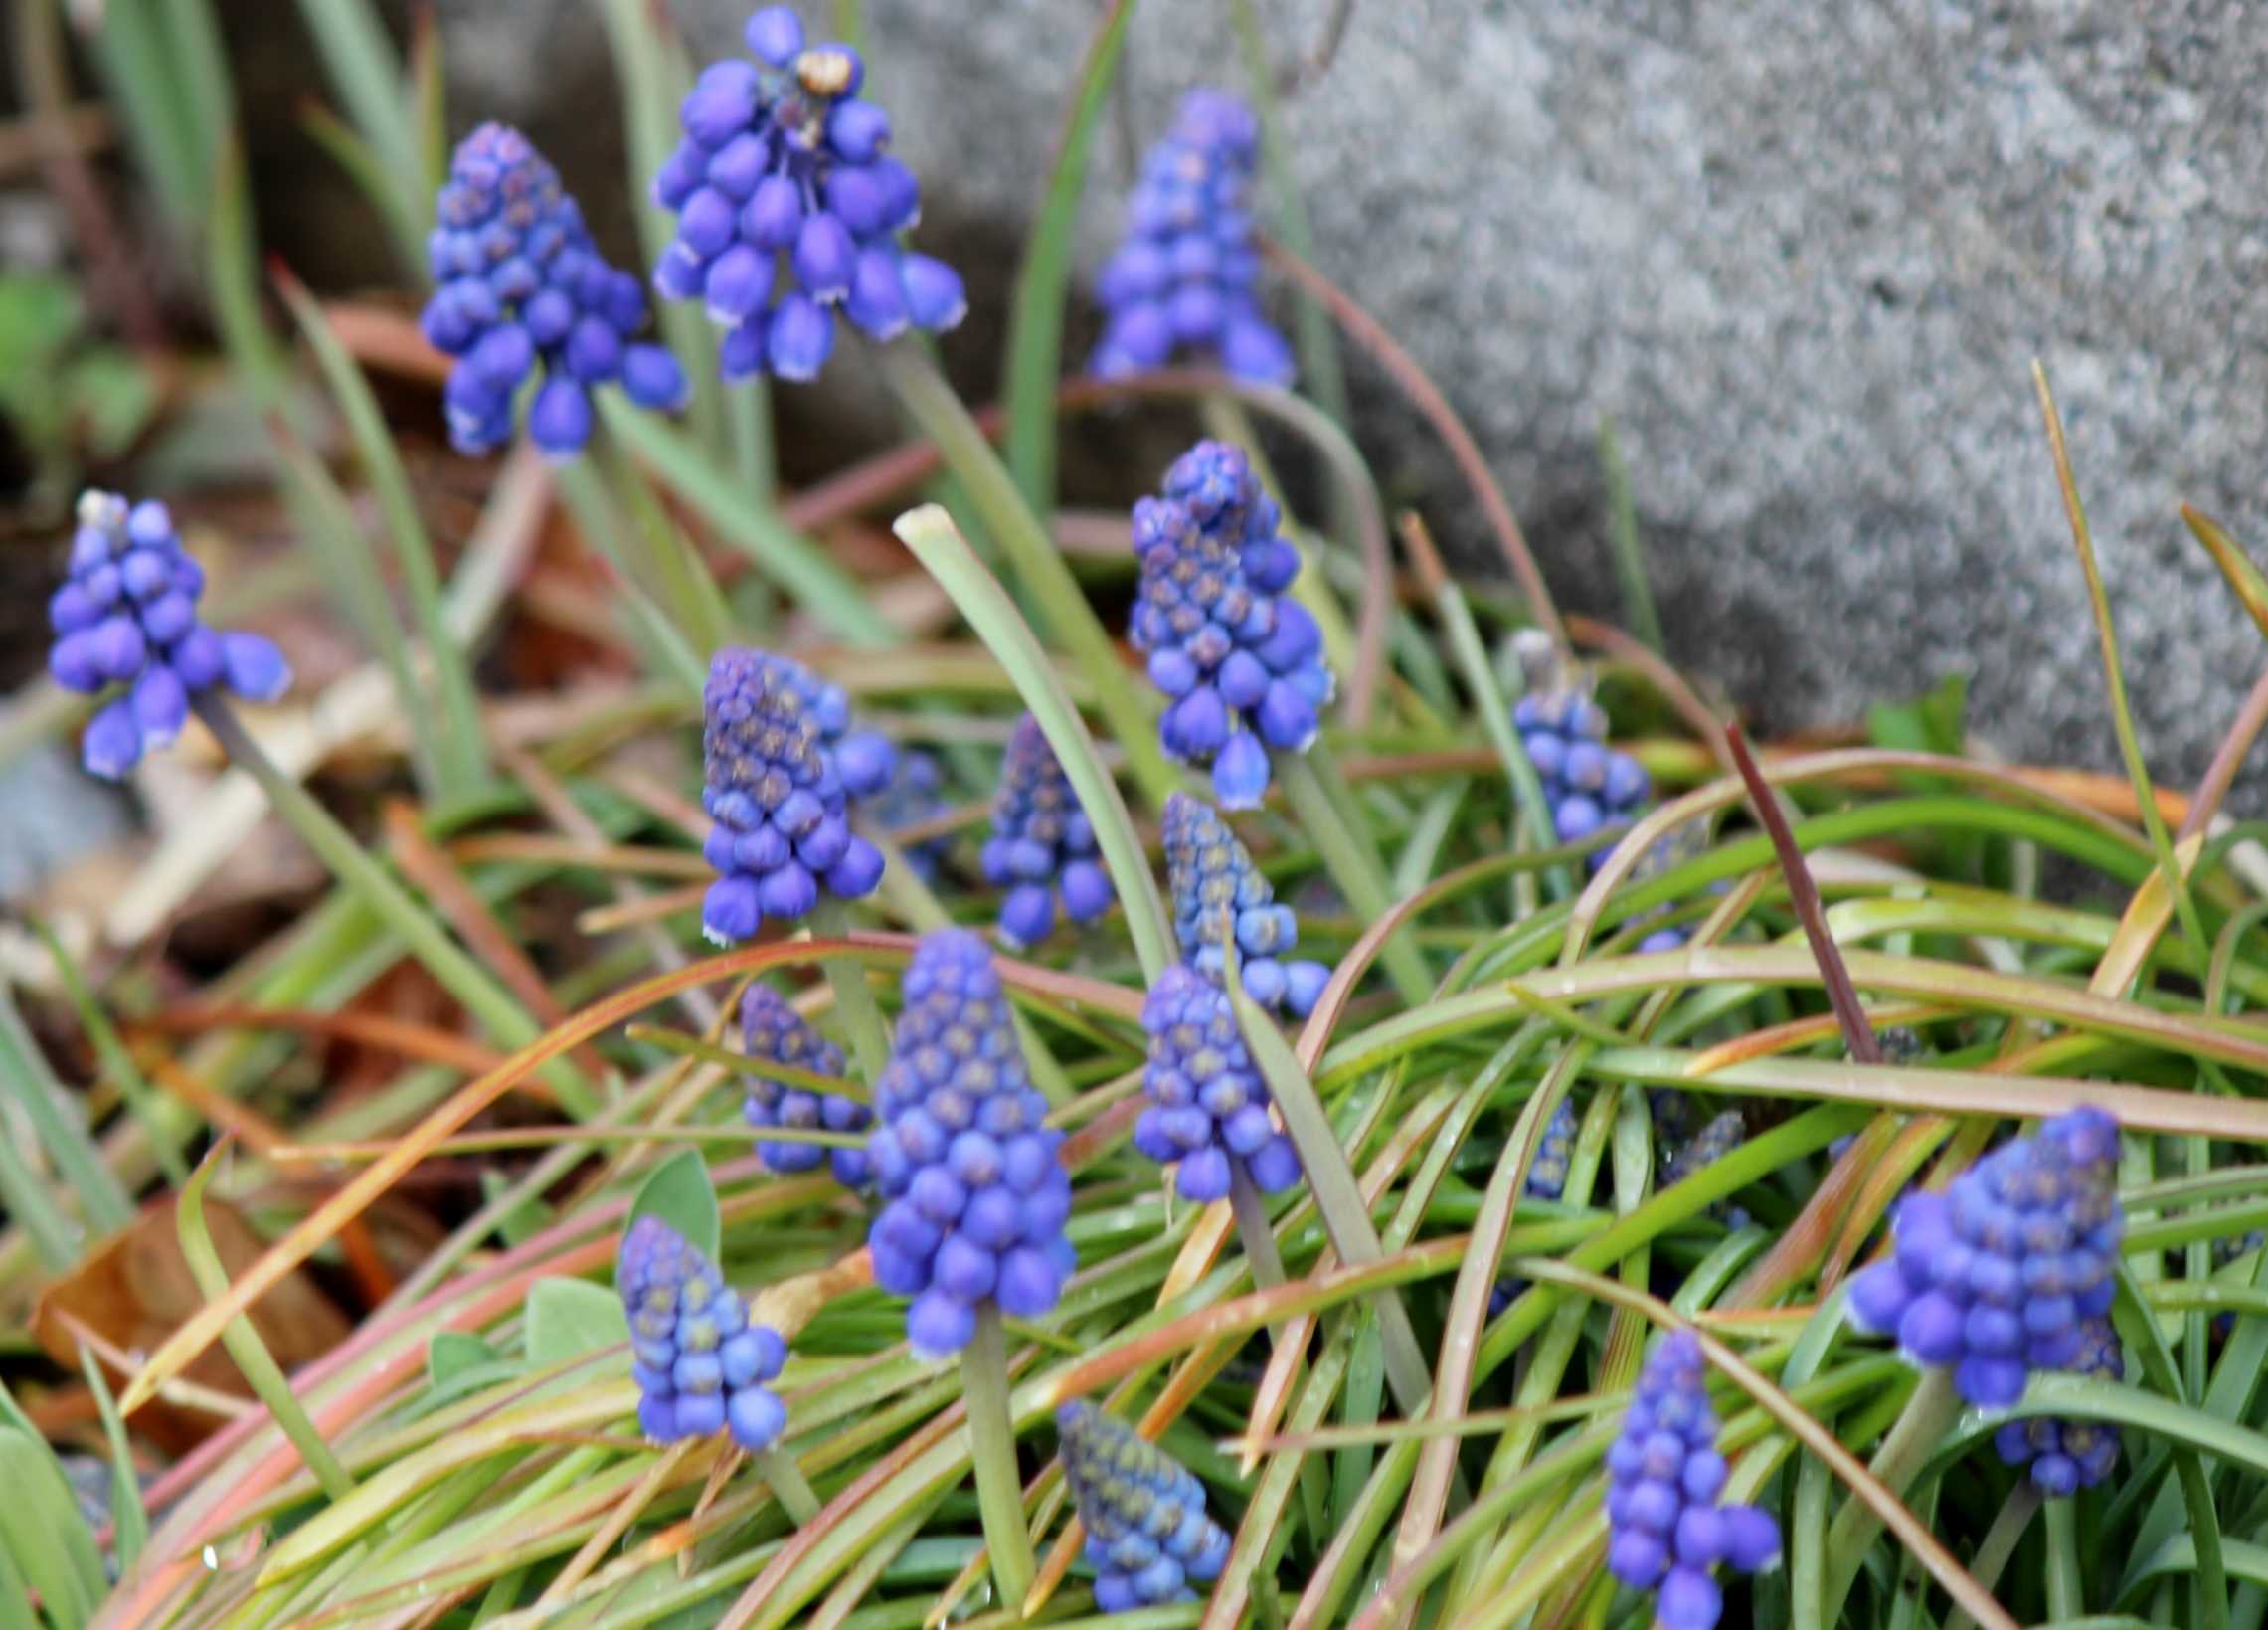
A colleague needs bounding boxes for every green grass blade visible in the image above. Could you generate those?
[87,0,207,232]
[0,980,132,1236]
[0,1379,107,1623]
[78,1346,149,1573]
[1597,416,1665,654]
[879,343,1177,810]
[27,915,186,1188]
[276,272,489,797]
[892,502,1174,980]
[287,0,423,272]
[1001,0,1136,515]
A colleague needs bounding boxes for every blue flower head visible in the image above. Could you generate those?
[48,490,291,780]
[617,1214,789,1452]
[699,647,884,946]
[863,929,1075,1358]
[1161,794,1330,1017]
[1663,1110,1752,1230]
[1132,443,1331,809]
[980,714,1114,950]
[1605,1331,1782,1630]
[737,647,899,801]
[869,746,951,883]
[1134,964,1301,1204]
[1055,1400,1232,1612]
[651,4,964,382]
[421,123,688,459]
[1514,684,1652,862]
[1993,1314,2122,1497]
[1527,1095,1578,1202]
[1848,1106,2123,1408]
[741,984,869,1185]
[1091,89,1292,387]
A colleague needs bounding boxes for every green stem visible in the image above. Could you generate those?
[1944,1483,2039,1630]
[2041,1490,2082,1623]
[1279,749,1433,1004]
[191,694,598,1117]
[809,900,891,1085]
[962,1306,1037,1613]
[1822,1366,1961,1619]
[1230,1158,1288,1291]
[27,915,189,1186]
[726,375,775,506]
[875,341,1178,812]
[597,425,736,658]
[754,1446,821,1526]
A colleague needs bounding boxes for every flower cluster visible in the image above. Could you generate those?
[1662,1109,1753,1230]
[1134,965,1301,1203]
[1090,89,1292,387]
[421,123,687,457]
[1131,443,1332,808]
[1490,1095,1581,1315]
[980,714,1113,949]
[699,647,884,945]
[1056,1401,1233,1611]
[870,747,951,884]
[49,491,291,780]
[618,1216,788,1452]
[742,647,898,800]
[740,984,869,1185]
[864,929,1075,1357]
[1161,793,1329,1017]
[1993,1315,2122,1496]
[1606,1331,1782,1630]
[1515,684,1652,861]
[1848,1106,2123,1407]
[651,5,963,381]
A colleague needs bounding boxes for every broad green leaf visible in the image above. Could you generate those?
[628,1147,722,1263]
[526,1276,629,1365]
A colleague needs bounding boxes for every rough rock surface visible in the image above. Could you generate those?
[419,0,2268,782]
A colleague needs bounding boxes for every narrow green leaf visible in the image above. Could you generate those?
[1596,416,1664,655]
[1002,0,1136,514]
[0,979,132,1235]
[525,1277,630,1365]
[892,502,1175,981]
[0,1379,106,1622]
[287,0,423,269]
[627,1147,721,1263]
[87,0,207,232]
[77,1346,148,1574]
[24,917,183,1186]
[296,102,424,278]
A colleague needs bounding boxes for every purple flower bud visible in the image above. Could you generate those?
[899,254,966,333]
[744,4,804,65]
[617,1216,789,1452]
[767,293,834,380]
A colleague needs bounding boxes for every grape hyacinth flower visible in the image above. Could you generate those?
[1847,1106,2123,1408]
[980,714,1114,949]
[1056,1401,1233,1611]
[1490,1095,1581,1315]
[1089,89,1293,387]
[864,929,1075,1358]
[1606,1331,1782,1630]
[48,491,291,779]
[618,1215,788,1452]
[1993,1314,2123,1496]
[1161,793,1330,1017]
[870,747,951,884]
[1134,964,1301,1204]
[1515,682,1652,863]
[421,123,688,458]
[651,4,964,382]
[1131,443,1333,809]
[740,984,869,1185]
[699,647,884,945]
[731,647,898,800]
[1663,1109,1753,1230]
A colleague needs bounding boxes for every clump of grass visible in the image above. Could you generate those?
[7,4,2268,1629]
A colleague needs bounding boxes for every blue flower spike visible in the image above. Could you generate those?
[863,929,1075,1358]
[1847,1106,2124,1408]
[1134,964,1302,1203]
[49,490,292,780]
[1994,1314,2123,1496]
[981,714,1114,950]
[652,4,963,382]
[1606,1331,1782,1630]
[1056,1400,1233,1612]
[617,1215,789,1453]
[1131,443,1333,810]
[1161,793,1330,1017]
[870,747,952,884]
[1489,1096,1581,1315]
[699,647,885,946]
[740,984,870,1185]
[1091,89,1293,387]
[421,123,688,459]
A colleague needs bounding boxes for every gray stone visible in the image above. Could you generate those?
[426,0,2268,782]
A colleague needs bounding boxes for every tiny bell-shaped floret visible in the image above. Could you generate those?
[980,714,1114,949]
[48,490,292,780]
[421,123,686,459]
[1160,793,1330,1017]
[1056,1401,1232,1611]
[740,984,870,1185]
[1847,1106,2123,1408]
[1605,1331,1781,1630]
[699,647,884,946]
[1090,89,1292,388]
[651,4,962,383]
[1134,965,1301,1203]
[1131,444,1333,810]
[863,929,1075,1357]
[1992,1314,2123,1496]
[616,1215,789,1452]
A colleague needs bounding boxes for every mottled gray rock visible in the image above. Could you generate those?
[423,0,2268,783]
